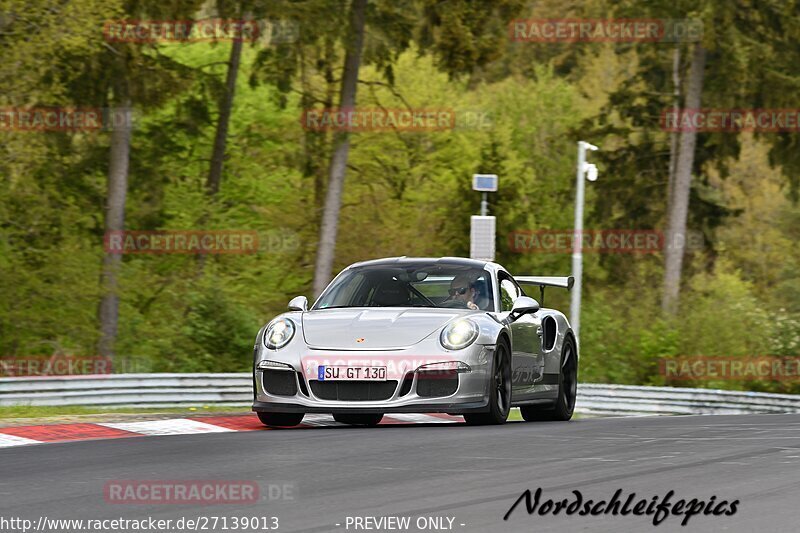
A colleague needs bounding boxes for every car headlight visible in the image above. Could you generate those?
[263,318,295,350]
[440,319,479,351]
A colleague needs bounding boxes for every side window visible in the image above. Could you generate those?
[498,276,520,312]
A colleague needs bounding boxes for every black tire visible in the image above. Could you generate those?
[464,339,512,425]
[332,413,384,426]
[520,336,577,422]
[256,412,304,427]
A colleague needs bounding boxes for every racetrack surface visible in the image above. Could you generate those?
[1,413,799,533]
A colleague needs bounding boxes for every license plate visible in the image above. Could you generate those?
[317,365,386,381]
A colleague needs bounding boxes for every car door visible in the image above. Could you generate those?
[498,273,541,391]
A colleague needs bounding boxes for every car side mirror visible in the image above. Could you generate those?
[509,296,539,321]
[288,296,308,312]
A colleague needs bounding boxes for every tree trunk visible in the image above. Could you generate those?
[662,43,706,313]
[312,0,368,297]
[98,89,132,358]
[666,44,681,213]
[298,37,333,215]
[206,35,244,195]
[318,35,337,213]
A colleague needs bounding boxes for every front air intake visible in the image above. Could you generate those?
[262,369,298,396]
[310,380,398,401]
[416,369,459,398]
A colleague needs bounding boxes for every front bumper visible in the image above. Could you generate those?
[252,400,488,414]
[252,344,493,414]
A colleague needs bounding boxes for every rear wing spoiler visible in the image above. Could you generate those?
[514,276,574,305]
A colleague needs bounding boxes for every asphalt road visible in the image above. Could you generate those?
[2,413,799,533]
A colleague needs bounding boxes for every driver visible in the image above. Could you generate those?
[448,273,480,310]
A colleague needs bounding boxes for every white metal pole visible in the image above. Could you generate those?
[570,141,597,337]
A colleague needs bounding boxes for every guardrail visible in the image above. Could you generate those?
[576,384,800,416]
[0,374,250,408]
[1,374,799,415]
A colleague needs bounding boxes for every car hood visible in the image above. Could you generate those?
[301,308,469,349]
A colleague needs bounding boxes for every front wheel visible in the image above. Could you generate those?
[333,413,383,426]
[520,336,577,422]
[464,340,511,425]
[257,412,304,427]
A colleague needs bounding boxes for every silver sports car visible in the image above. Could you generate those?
[252,257,578,426]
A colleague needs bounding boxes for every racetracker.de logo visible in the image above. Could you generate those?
[104,480,259,504]
[660,109,800,132]
[300,108,456,132]
[0,355,112,377]
[508,19,702,43]
[0,107,134,132]
[301,356,466,381]
[660,356,800,381]
[104,230,259,255]
[509,230,664,254]
[104,19,259,43]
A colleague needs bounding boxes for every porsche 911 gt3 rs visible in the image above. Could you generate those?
[252,257,578,426]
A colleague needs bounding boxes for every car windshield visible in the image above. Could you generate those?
[313,263,495,311]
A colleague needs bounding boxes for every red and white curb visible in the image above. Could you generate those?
[0,413,461,448]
